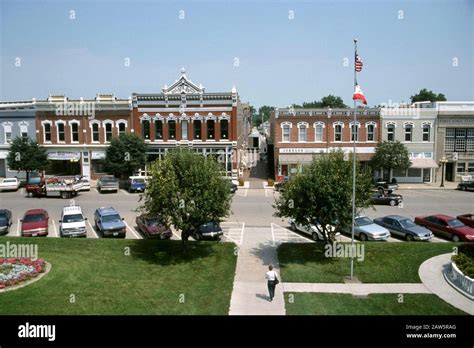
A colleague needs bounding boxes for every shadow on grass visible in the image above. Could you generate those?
[129,239,216,266]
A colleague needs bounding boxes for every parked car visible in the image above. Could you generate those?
[414,214,474,242]
[97,175,119,193]
[125,176,147,193]
[373,215,433,241]
[59,206,87,238]
[220,176,238,193]
[341,215,391,241]
[135,214,172,239]
[193,222,223,240]
[374,178,399,193]
[21,209,49,237]
[75,176,91,191]
[456,214,474,228]
[371,191,403,206]
[0,177,20,191]
[288,217,339,241]
[94,207,126,237]
[0,209,12,235]
[457,181,474,191]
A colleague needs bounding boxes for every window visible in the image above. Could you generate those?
[155,120,163,140]
[194,120,201,139]
[445,128,455,152]
[457,162,465,174]
[207,120,215,139]
[387,124,395,141]
[334,125,342,142]
[71,123,79,142]
[105,123,113,142]
[367,124,375,141]
[298,124,307,142]
[181,120,188,140]
[468,129,474,152]
[220,120,229,139]
[92,123,99,142]
[168,120,176,140]
[314,124,323,142]
[422,124,431,142]
[118,123,126,135]
[404,124,412,142]
[20,123,28,139]
[43,123,52,142]
[142,120,150,140]
[351,124,359,142]
[445,128,473,152]
[57,123,65,142]
[468,162,474,174]
[282,125,290,142]
[3,123,12,144]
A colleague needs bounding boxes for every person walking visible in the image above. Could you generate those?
[265,264,279,302]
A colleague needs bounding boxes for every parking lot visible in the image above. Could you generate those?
[0,184,472,244]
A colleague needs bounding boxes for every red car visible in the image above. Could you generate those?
[135,214,172,239]
[414,214,474,242]
[21,209,49,237]
[457,214,474,228]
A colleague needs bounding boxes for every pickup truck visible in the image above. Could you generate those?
[26,176,84,199]
[374,179,399,193]
[97,175,119,193]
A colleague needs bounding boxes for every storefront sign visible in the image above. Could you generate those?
[47,151,81,160]
[279,148,324,154]
[439,118,474,126]
[91,151,106,160]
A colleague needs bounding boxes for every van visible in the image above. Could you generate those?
[126,176,147,193]
[60,206,87,237]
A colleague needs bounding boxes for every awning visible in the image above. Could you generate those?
[410,158,438,169]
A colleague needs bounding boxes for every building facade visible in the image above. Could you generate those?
[380,105,438,183]
[0,101,37,178]
[35,94,132,179]
[271,107,381,179]
[131,68,241,178]
[435,101,474,182]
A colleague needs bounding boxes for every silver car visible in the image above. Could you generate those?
[374,215,433,241]
[288,218,339,241]
[342,216,391,241]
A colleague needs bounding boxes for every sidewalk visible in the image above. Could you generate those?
[397,182,459,190]
[282,283,431,296]
[229,227,285,315]
[419,253,474,315]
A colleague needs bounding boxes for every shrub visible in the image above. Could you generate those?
[453,244,474,278]
[267,179,274,187]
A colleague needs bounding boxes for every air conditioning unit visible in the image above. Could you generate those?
[452,152,458,161]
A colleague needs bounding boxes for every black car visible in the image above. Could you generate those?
[374,215,433,241]
[0,209,12,235]
[371,192,403,206]
[193,222,224,241]
[457,181,474,192]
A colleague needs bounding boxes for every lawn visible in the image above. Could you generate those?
[278,242,456,283]
[0,237,237,315]
[285,293,467,315]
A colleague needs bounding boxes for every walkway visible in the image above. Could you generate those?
[419,253,474,315]
[229,227,285,315]
[282,283,431,296]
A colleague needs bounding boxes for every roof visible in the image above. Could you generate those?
[97,207,119,215]
[24,209,47,215]
[429,214,456,220]
[62,206,83,214]
[384,215,410,221]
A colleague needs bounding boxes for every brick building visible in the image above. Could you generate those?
[271,107,381,179]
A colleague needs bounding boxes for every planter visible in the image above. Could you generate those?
[0,258,47,291]
[443,261,474,300]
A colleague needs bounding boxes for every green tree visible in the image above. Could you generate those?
[273,151,373,243]
[253,105,275,126]
[6,137,48,181]
[298,95,348,109]
[104,133,147,178]
[139,149,232,250]
[410,88,447,103]
[371,141,411,181]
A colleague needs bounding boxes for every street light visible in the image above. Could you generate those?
[439,156,448,187]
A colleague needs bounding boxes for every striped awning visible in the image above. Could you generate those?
[410,158,439,169]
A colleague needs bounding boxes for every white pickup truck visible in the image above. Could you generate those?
[27,176,84,199]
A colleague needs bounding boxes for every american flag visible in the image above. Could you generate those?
[355,54,363,72]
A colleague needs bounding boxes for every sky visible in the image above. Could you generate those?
[1,0,473,109]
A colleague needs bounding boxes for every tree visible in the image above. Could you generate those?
[410,88,447,103]
[273,151,373,243]
[104,133,147,178]
[371,141,411,181]
[253,105,275,127]
[6,137,48,181]
[139,149,232,250]
[298,95,348,109]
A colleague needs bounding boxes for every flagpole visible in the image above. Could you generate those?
[350,38,357,280]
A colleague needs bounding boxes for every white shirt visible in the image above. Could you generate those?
[265,270,278,281]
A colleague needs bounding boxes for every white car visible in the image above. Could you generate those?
[0,178,20,191]
[59,206,87,237]
[288,217,340,241]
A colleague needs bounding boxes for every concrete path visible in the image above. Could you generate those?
[419,253,474,315]
[229,227,285,315]
[282,283,431,296]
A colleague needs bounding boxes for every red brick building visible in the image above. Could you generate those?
[131,68,241,178]
[271,107,382,179]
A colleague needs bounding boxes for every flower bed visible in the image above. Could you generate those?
[0,258,46,289]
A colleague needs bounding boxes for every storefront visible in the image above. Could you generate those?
[392,157,438,183]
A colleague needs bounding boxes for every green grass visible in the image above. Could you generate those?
[278,242,456,283]
[285,293,467,315]
[0,237,237,315]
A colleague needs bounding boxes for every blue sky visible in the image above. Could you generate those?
[1,0,473,108]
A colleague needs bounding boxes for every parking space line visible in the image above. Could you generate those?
[171,229,181,240]
[87,220,99,238]
[123,221,141,239]
[264,188,268,197]
[431,236,448,243]
[270,223,275,244]
[16,219,20,236]
[120,189,130,195]
[20,188,24,195]
[51,219,58,237]
[240,222,245,245]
